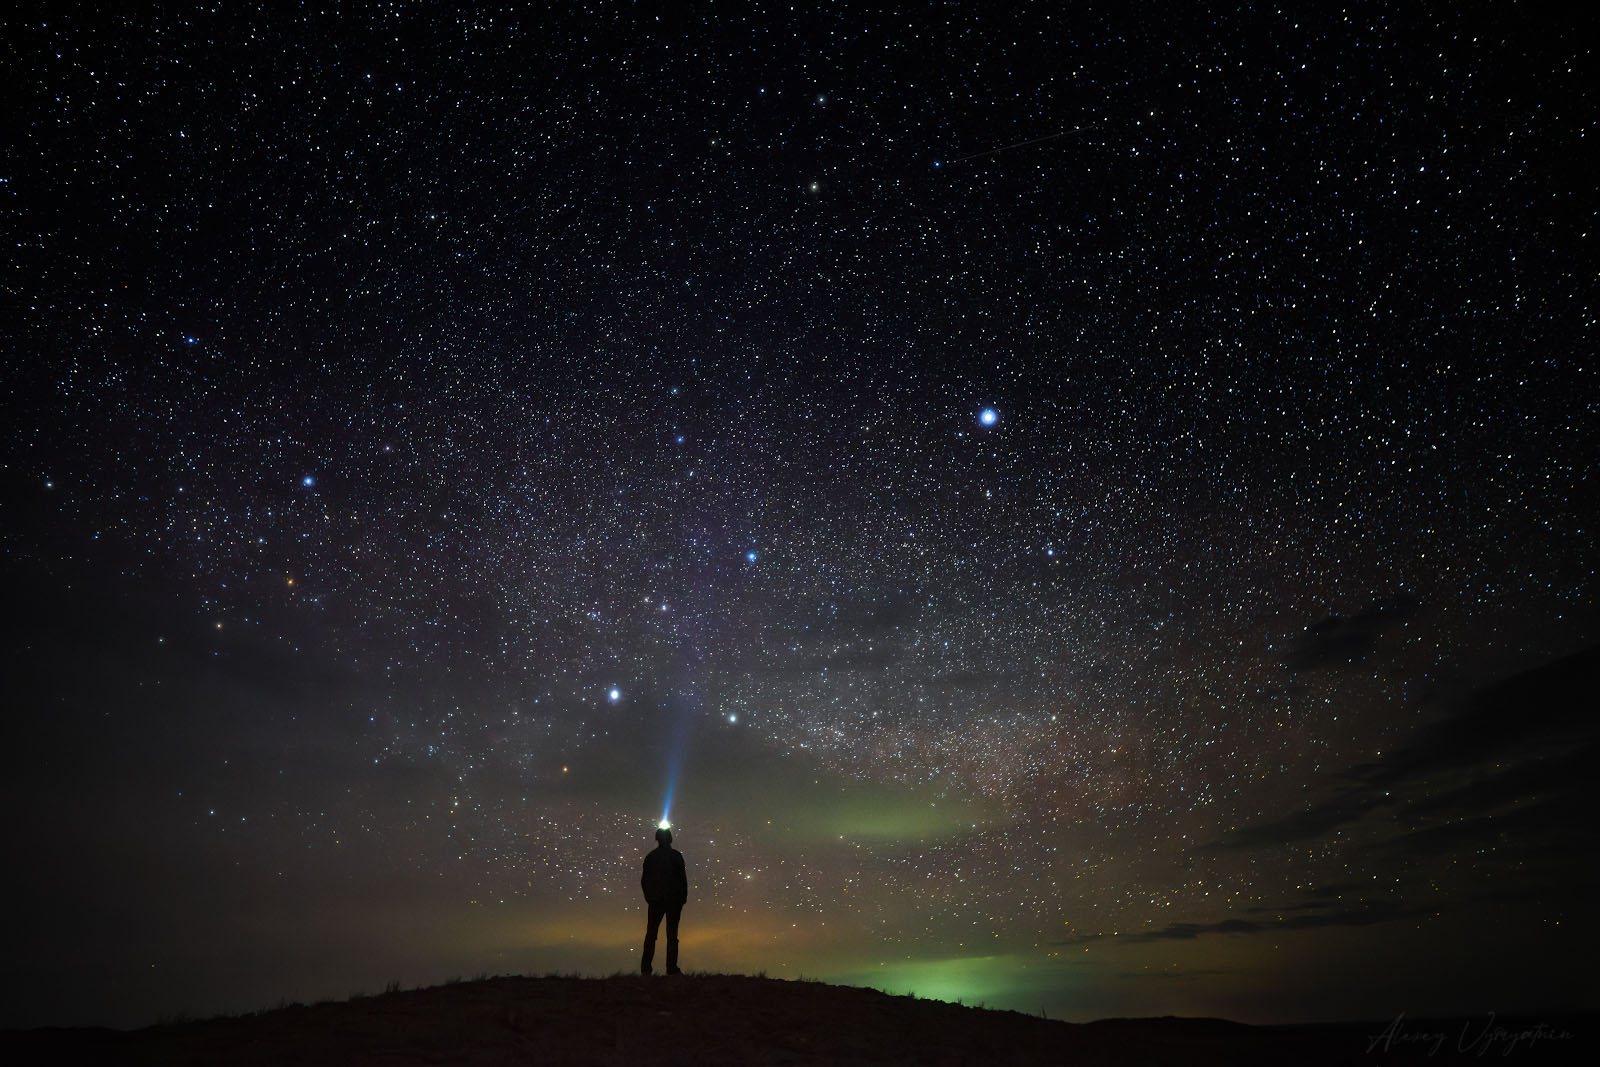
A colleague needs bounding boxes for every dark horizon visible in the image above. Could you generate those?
[3,1,1595,1031]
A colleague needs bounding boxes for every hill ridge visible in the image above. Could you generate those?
[4,972,1590,1065]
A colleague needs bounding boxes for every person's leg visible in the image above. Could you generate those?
[664,904,682,974]
[642,902,665,973]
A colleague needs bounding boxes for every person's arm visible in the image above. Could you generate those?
[673,851,688,902]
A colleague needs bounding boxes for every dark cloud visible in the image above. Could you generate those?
[1373,793,1600,858]
[1216,644,1600,850]
[1284,595,1418,671]
[1061,900,1424,945]
[1352,645,1598,789]
[1403,739,1600,819]
[1213,785,1390,849]
[1243,900,1335,914]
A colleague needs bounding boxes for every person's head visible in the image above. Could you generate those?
[654,827,672,846]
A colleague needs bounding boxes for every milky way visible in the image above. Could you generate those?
[3,3,1594,1028]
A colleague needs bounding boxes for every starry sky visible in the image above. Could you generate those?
[3,1,1596,1030]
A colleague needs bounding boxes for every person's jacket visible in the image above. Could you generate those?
[641,844,688,905]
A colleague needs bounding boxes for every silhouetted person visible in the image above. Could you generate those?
[640,826,688,975]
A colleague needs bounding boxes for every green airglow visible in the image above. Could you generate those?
[836,954,1046,1011]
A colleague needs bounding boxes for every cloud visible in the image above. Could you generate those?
[1216,643,1599,850]
[1213,786,1388,849]
[1242,900,1333,914]
[1350,646,1597,790]
[1400,739,1600,820]
[1373,792,1600,858]
[1284,595,1418,671]
[1060,900,1425,945]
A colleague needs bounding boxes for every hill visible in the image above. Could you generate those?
[3,973,1590,1065]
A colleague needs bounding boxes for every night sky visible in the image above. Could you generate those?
[3,2,1596,1030]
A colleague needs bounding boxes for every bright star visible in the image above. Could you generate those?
[301,476,316,487]
[979,408,999,426]
[746,550,758,562]
[608,688,621,702]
